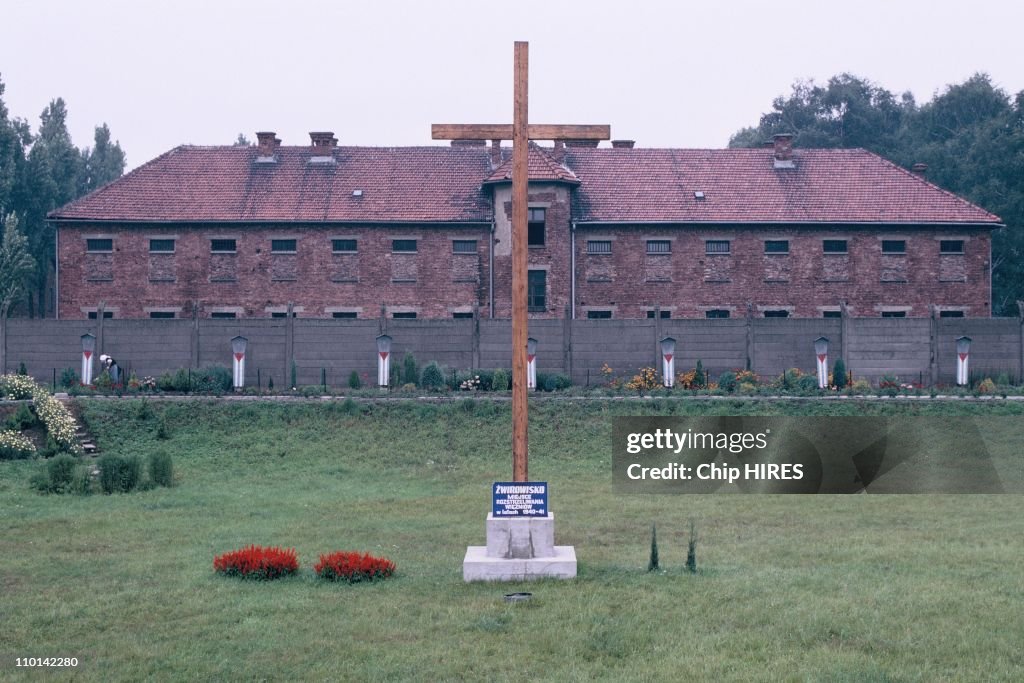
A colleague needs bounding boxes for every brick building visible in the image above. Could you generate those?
[49,132,1001,320]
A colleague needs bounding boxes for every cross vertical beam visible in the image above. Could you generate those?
[511,41,529,482]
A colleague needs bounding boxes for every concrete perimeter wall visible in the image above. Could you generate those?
[2,314,1021,388]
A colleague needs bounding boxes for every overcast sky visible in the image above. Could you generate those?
[2,0,1021,170]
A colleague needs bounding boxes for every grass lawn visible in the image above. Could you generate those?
[2,398,1023,682]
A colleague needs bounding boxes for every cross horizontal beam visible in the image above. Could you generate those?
[432,123,610,141]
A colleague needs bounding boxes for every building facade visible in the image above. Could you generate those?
[50,132,1001,320]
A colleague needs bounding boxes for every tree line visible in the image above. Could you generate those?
[0,74,126,317]
[731,72,1024,316]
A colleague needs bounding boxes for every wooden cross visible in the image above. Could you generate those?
[433,41,610,482]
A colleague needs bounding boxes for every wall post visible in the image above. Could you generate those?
[563,304,572,380]
[929,305,939,387]
[745,302,754,371]
[285,302,295,388]
[97,301,106,354]
[0,308,7,374]
[839,300,850,367]
[472,303,481,369]
[1018,300,1024,384]
[190,301,200,369]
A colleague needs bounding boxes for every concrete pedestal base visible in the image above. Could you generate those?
[463,512,577,582]
[463,545,577,581]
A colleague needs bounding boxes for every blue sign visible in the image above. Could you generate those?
[492,482,548,517]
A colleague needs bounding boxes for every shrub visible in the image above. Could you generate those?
[694,360,707,389]
[0,373,37,400]
[797,375,819,392]
[149,451,173,487]
[98,454,142,493]
[850,379,871,395]
[214,545,299,580]
[625,367,659,394]
[31,454,85,494]
[831,358,848,390]
[93,369,114,391]
[18,362,28,375]
[348,370,362,389]
[492,368,509,391]
[191,365,232,393]
[156,415,170,440]
[686,520,698,573]
[389,364,401,388]
[135,398,154,421]
[400,383,417,392]
[977,377,997,394]
[0,429,36,459]
[59,367,79,389]
[647,523,659,572]
[717,371,738,393]
[6,403,38,431]
[474,369,494,391]
[421,362,445,391]
[314,551,395,583]
[402,351,419,387]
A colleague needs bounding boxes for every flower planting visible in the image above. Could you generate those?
[0,373,37,400]
[314,551,396,583]
[0,429,36,459]
[32,390,81,454]
[213,545,299,580]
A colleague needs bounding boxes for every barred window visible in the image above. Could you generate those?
[764,240,789,254]
[210,311,237,319]
[332,311,357,319]
[271,239,296,253]
[149,239,175,253]
[940,240,964,254]
[453,240,477,254]
[705,240,730,254]
[587,240,612,255]
[392,239,417,253]
[528,208,546,247]
[528,270,546,311]
[882,240,906,254]
[646,310,671,319]
[332,239,357,253]
[86,238,112,252]
[646,240,671,254]
[587,310,612,319]
[823,239,848,254]
[705,309,730,319]
[149,311,175,319]
[211,239,236,253]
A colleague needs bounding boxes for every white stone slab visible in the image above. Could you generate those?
[463,545,577,582]
[485,513,555,559]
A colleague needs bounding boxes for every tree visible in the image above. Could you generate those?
[0,212,35,317]
[79,123,126,195]
[0,75,28,216]
[234,133,251,146]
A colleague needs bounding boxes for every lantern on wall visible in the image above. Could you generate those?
[814,336,830,389]
[526,337,538,390]
[956,336,972,386]
[81,333,96,386]
[660,337,676,388]
[376,334,393,388]
[231,336,248,390]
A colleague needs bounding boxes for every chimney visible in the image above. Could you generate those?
[255,131,279,159]
[309,131,338,152]
[551,139,566,163]
[611,140,635,149]
[490,139,502,170]
[773,133,795,168]
[911,163,928,176]
[564,139,600,148]
[450,139,486,147]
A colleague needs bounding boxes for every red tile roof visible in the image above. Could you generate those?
[484,145,580,185]
[51,146,494,223]
[50,144,1001,226]
[567,147,1001,224]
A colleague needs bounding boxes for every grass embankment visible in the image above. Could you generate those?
[1,399,1023,682]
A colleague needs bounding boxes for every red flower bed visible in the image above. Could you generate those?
[213,545,299,580]
[314,551,396,583]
